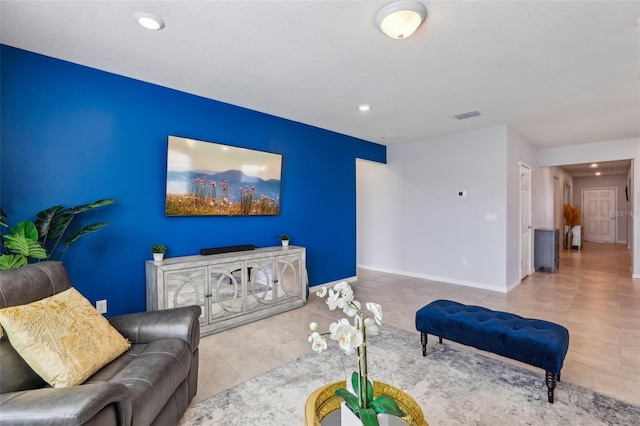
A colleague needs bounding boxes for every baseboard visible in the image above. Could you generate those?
[506,278,522,292]
[309,275,357,289]
[356,264,508,293]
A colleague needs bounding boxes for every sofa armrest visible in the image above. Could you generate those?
[109,305,201,352]
[0,382,130,425]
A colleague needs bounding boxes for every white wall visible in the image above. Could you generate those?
[538,137,640,276]
[358,132,640,289]
[358,125,526,291]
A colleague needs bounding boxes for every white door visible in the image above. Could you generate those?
[582,188,616,243]
[520,163,532,279]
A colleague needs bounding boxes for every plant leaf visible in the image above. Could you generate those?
[67,198,116,214]
[359,408,380,426]
[10,221,39,240]
[0,254,28,270]
[366,378,374,402]
[35,205,65,238]
[26,241,48,259]
[64,222,109,246]
[4,235,29,255]
[351,371,360,395]
[0,207,7,227]
[335,388,359,413]
[371,395,406,417]
[4,235,47,258]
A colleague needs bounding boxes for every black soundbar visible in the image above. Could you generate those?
[200,244,255,256]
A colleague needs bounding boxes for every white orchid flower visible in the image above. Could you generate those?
[326,288,341,310]
[309,322,318,332]
[308,332,327,353]
[364,317,379,336]
[316,286,327,298]
[329,318,363,355]
[366,302,383,325]
[333,281,351,293]
[343,299,361,317]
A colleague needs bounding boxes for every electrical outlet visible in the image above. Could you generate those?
[96,299,107,314]
[461,257,468,266]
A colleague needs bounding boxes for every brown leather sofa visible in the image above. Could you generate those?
[0,261,201,425]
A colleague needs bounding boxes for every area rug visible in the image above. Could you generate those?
[180,326,640,425]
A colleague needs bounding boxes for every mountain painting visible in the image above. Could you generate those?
[165,136,282,216]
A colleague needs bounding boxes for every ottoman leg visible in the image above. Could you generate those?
[421,332,428,356]
[545,371,557,403]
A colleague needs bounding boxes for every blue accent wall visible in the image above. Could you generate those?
[0,45,386,316]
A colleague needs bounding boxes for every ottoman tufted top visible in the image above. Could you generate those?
[416,299,570,373]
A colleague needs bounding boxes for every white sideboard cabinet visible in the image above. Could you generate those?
[146,246,307,336]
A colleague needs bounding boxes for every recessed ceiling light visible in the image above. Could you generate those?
[590,163,598,168]
[595,172,602,176]
[134,12,165,31]
[358,104,372,112]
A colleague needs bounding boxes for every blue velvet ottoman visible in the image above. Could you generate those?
[415,299,570,403]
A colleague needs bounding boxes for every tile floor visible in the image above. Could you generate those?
[194,242,640,406]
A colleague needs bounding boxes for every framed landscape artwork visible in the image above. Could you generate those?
[165,136,282,216]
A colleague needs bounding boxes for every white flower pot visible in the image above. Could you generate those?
[281,240,289,247]
[340,402,390,426]
[153,253,164,261]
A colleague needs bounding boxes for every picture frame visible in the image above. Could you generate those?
[165,136,282,216]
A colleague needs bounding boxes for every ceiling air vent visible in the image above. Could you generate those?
[454,111,481,120]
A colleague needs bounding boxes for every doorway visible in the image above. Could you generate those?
[582,187,617,243]
[519,162,532,279]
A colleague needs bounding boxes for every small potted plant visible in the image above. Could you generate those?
[151,243,167,261]
[279,234,290,247]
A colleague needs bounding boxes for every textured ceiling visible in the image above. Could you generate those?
[1,0,639,148]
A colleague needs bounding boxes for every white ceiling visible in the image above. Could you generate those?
[1,0,639,148]
[562,160,631,178]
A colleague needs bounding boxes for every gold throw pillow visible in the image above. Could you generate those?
[0,287,131,387]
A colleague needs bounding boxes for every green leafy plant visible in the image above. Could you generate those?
[151,243,167,254]
[279,234,290,241]
[0,199,116,270]
[0,217,48,270]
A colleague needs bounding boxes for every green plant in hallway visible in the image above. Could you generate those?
[0,199,116,270]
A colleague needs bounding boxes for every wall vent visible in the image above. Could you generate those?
[454,111,481,120]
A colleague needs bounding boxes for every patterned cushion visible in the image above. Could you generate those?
[0,287,131,387]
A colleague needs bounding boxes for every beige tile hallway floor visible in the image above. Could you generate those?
[194,242,640,407]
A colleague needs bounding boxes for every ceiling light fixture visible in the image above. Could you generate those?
[590,163,598,168]
[376,1,427,40]
[134,12,165,31]
[595,172,602,176]
[358,104,372,112]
